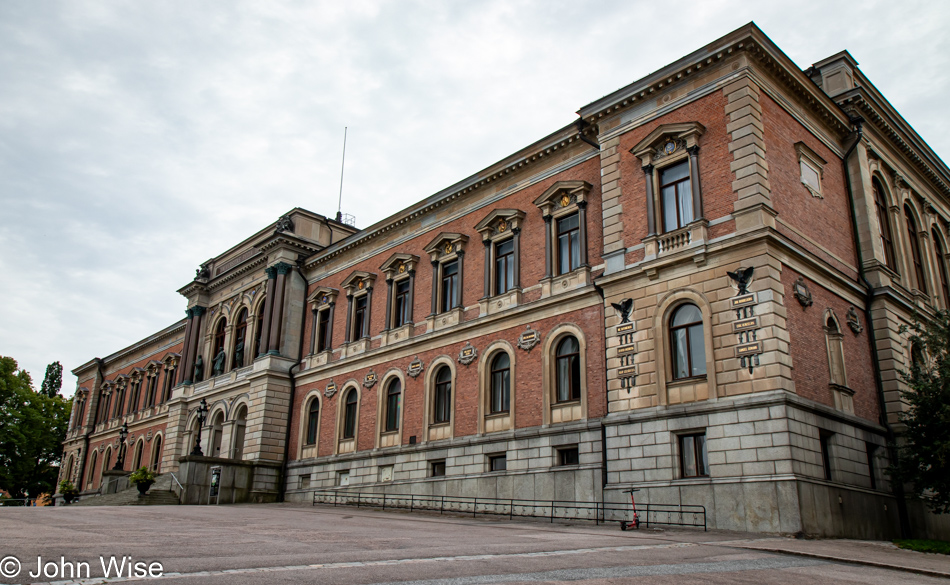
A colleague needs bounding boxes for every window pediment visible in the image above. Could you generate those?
[475,209,526,241]
[341,271,377,294]
[424,232,469,261]
[380,253,420,277]
[631,122,705,165]
[308,286,340,309]
[533,181,592,216]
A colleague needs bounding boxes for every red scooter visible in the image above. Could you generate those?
[620,488,641,531]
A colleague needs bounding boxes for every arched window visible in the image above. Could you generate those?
[933,229,950,308]
[825,314,847,387]
[670,304,706,380]
[255,303,266,357]
[433,366,452,424]
[151,435,162,472]
[873,179,897,271]
[905,205,927,294]
[306,398,320,445]
[490,352,510,413]
[132,440,144,470]
[87,450,98,488]
[555,336,581,402]
[232,405,247,460]
[213,319,227,359]
[342,389,358,439]
[910,343,925,372]
[233,308,248,369]
[385,378,401,432]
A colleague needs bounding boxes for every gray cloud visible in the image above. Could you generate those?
[1,0,947,392]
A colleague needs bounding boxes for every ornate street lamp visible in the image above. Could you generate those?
[112,422,129,470]
[190,398,209,456]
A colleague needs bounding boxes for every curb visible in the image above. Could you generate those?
[740,546,950,580]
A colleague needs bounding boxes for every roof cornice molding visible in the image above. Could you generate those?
[72,319,187,376]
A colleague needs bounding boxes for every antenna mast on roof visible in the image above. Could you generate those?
[336,126,347,222]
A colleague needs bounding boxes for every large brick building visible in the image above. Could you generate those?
[61,23,950,539]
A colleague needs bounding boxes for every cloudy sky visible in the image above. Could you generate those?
[2,0,948,394]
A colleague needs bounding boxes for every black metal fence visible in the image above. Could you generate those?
[311,490,706,531]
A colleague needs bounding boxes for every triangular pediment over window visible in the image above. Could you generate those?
[630,122,705,164]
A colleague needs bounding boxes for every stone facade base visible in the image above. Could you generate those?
[177,455,281,505]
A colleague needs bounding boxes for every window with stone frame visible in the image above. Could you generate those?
[433,365,453,424]
[144,364,159,407]
[160,354,179,403]
[489,352,511,414]
[795,142,826,198]
[341,271,377,343]
[933,228,950,309]
[306,397,320,445]
[872,179,897,272]
[905,205,928,294]
[379,253,419,333]
[423,233,468,317]
[342,388,358,439]
[112,377,127,419]
[555,336,581,403]
[384,377,401,432]
[824,310,854,413]
[679,432,708,478]
[474,209,525,299]
[630,122,705,237]
[254,301,266,357]
[532,181,591,279]
[232,308,248,370]
[670,304,706,381]
[307,287,338,354]
[127,372,143,414]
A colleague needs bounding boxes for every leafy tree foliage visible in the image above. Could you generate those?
[894,313,950,514]
[0,356,71,498]
[41,361,63,398]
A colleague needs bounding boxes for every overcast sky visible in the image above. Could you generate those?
[1,0,948,394]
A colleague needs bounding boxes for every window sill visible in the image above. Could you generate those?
[426,307,464,333]
[479,289,522,316]
[540,266,591,299]
[667,375,707,387]
[485,411,510,419]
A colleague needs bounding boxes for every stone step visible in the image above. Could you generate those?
[71,474,181,507]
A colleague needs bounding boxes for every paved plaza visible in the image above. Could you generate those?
[0,504,947,584]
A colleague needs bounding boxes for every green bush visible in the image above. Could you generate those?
[128,467,156,485]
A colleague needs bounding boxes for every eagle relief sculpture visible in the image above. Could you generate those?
[610,298,633,324]
[726,266,755,295]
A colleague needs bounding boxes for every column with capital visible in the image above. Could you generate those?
[512,227,522,289]
[482,239,492,298]
[687,145,703,219]
[429,260,439,315]
[259,266,277,357]
[543,215,553,278]
[267,262,292,355]
[577,200,589,267]
[643,165,656,236]
[178,308,195,384]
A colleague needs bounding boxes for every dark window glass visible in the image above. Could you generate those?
[440,260,459,312]
[933,229,950,308]
[494,239,515,295]
[213,318,227,358]
[255,306,266,356]
[558,446,580,466]
[234,309,248,369]
[342,389,358,439]
[127,380,139,414]
[873,180,897,272]
[431,460,446,477]
[306,399,319,445]
[819,431,833,481]
[557,214,580,275]
[680,433,708,477]
[394,279,411,327]
[905,206,928,294]
[489,454,507,471]
[434,366,452,424]
[317,309,331,352]
[660,161,693,232]
[385,378,401,432]
[489,352,510,414]
[353,295,368,340]
[555,336,581,403]
[670,304,706,380]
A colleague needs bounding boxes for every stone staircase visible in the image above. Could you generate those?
[72,474,180,506]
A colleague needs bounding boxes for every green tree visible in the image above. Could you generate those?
[894,313,950,514]
[0,356,71,498]
[41,361,63,398]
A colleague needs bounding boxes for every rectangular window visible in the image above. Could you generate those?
[317,309,331,352]
[488,454,507,472]
[660,161,693,232]
[679,433,708,478]
[300,475,311,489]
[430,460,446,477]
[557,446,580,466]
[819,431,833,481]
[394,279,411,327]
[353,296,367,340]
[556,214,580,275]
[440,260,459,312]
[494,239,515,295]
[337,470,350,486]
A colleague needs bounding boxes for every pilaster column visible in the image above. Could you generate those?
[687,145,703,219]
[363,287,373,338]
[259,267,277,356]
[267,262,291,355]
[482,239,492,298]
[384,278,394,331]
[327,302,336,346]
[577,200,589,267]
[344,294,354,342]
[456,251,465,309]
[309,307,318,355]
[407,270,416,322]
[643,165,656,236]
[430,260,439,315]
[512,227,522,288]
[178,308,195,385]
[543,215,553,278]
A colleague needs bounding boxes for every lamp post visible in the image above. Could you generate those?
[112,422,129,470]
[190,398,209,456]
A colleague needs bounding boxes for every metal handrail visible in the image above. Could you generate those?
[311,489,706,531]
[170,473,184,505]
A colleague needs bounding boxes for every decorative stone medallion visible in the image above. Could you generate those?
[846,306,863,335]
[517,326,541,352]
[324,380,337,398]
[363,370,378,388]
[792,277,813,308]
[407,357,424,378]
[458,343,477,366]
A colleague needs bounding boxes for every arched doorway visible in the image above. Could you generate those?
[151,435,163,472]
[232,405,247,460]
[210,411,225,457]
